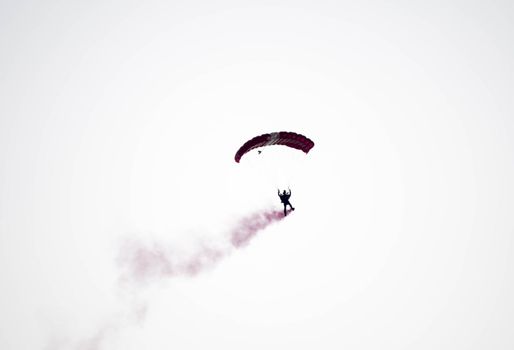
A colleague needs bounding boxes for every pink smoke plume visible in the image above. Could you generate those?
[118,208,287,284]
[47,209,287,349]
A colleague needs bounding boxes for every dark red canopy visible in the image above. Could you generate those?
[234,131,315,163]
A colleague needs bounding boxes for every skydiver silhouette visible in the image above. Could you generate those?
[278,188,295,216]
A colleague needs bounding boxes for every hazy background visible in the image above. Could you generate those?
[1,1,513,349]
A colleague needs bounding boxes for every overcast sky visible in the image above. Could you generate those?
[1,1,514,349]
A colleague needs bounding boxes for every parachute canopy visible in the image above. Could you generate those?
[235,131,314,163]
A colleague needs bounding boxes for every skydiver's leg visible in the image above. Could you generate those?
[283,204,287,216]
[288,201,295,211]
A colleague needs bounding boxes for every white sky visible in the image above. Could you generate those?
[1,1,514,349]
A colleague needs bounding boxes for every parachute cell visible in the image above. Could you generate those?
[234,132,314,163]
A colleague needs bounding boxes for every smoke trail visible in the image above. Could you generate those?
[118,208,287,285]
[48,208,287,350]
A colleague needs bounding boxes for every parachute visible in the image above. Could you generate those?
[234,132,315,163]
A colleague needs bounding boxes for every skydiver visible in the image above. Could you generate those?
[278,188,295,216]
